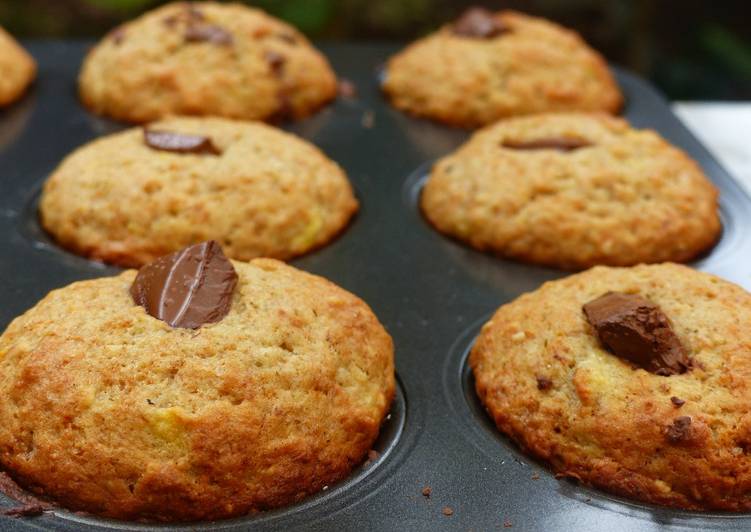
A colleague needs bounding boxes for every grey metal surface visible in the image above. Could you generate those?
[0,42,749,532]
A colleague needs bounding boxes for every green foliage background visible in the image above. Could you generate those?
[1,0,749,99]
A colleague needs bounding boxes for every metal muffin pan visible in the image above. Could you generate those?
[1,42,750,531]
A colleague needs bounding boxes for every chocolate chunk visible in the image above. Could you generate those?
[264,51,286,76]
[453,7,509,39]
[665,416,692,444]
[338,79,357,99]
[143,129,220,155]
[130,241,238,329]
[265,51,292,122]
[536,375,553,391]
[670,396,686,407]
[163,15,179,27]
[185,24,233,45]
[583,292,690,376]
[268,92,294,123]
[502,137,592,152]
[422,486,432,497]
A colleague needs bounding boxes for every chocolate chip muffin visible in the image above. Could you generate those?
[421,113,720,269]
[0,26,36,107]
[79,1,337,123]
[471,263,751,511]
[382,8,622,127]
[39,116,358,267]
[0,243,395,521]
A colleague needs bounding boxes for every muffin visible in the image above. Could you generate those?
[0,242,395,521]
[471,263,751,511]
[382,8,622,127]
[79,1,337,123]
[0,26,36,107]
[39,116,358,267]
[421,113,720,269]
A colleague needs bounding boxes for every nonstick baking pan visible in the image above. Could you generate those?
[1,42,751,532]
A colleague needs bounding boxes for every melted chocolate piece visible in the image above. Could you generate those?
[143,129,220,155]
[583,292,690,376]
[453,7,509,38]
[268,93,294,123]
[665,416,692,444]
[536,375,553,391]
[264,51,286,76]
[502,137,592,152]
[130,241,238,329]
[670,396,686,407]
[185,24,233,45]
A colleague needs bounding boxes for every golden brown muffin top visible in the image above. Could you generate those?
[421,113,720,269]
[40,116,358,267]
[472,263,751,511]
[79,2,337,123]
[0,258,394,521]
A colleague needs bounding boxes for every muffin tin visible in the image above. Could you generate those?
[1,41,750,532]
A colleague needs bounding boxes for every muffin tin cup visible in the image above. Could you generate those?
[1,42,750,531]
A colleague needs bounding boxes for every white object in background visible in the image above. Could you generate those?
[673,102,751,196]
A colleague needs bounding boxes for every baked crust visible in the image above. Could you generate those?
[0,26,36,107]
[0,258,395,521]
[421,113,720,269]
[79,2,337,123]
[39,116,358,267]
[471,263,751,511]
[383,10,622,127]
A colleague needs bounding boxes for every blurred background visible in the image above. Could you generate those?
[1,0,750,100]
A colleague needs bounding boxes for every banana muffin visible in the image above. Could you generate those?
[39,116,358,267]
[421,113,720,269]
[471,263,751,511]
[0,243,394,521]
[0,27,36,107]
[79,1,337,123]
[383,8,622,127]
